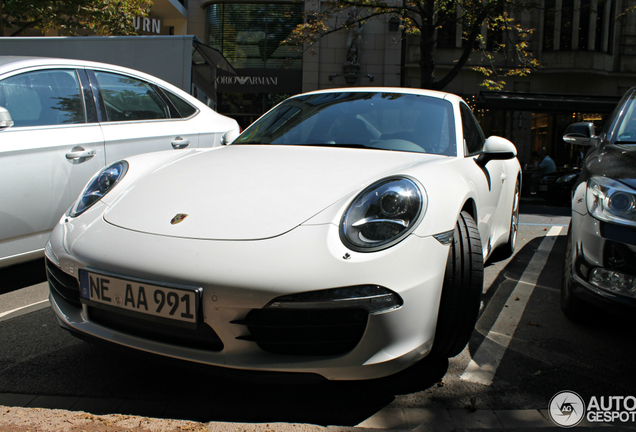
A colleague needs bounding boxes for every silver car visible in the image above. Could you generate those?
[0,56,239,269]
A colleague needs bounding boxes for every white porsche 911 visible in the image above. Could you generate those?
[46,88,521,381]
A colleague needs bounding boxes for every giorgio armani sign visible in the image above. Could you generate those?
[216,69,301,94]
[217,76,279,86]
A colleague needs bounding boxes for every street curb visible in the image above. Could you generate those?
[3,394,636,431]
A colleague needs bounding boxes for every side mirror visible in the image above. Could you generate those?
[221,128,241,146]
[476,136,517,167]
[0,107,14,130]
[563,122,599,147]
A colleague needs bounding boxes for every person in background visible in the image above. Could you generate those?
[573,146,585,168]
[538,149,557,175]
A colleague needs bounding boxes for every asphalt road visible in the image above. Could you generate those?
[1,202,635,429]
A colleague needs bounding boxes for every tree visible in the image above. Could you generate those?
[286,0,540,90]
[617,4,636,20]
[1,0,151,36]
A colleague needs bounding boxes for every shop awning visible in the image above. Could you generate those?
[193,39,237,76]
[191,38,237,106]
[475,91,622,113]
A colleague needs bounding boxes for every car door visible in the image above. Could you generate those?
[89,70,200,164]
[0,67,105,266]
[459,103,506,256]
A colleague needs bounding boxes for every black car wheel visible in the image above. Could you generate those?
[561,223,589,321]
[501,179,520,258]
[430,211,483,358]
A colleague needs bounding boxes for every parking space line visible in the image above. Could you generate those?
[0,299,49,321]
[460,226,563,386]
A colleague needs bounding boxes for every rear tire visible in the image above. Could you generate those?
[430,211,484,359]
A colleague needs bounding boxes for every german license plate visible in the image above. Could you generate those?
[79,270,199,324]
[539,185,548,191]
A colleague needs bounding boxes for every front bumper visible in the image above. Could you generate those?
[47,214,450,381]
[569,211,636,314]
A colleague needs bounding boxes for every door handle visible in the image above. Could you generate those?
[500,171,507,182]
[171,137,190,149]
[66,147,96,161]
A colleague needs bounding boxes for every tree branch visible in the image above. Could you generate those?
[433,5,490,89]
[10,18,42,36]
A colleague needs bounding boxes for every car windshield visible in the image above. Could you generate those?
[614,93,636,145]
[233,92,457,156]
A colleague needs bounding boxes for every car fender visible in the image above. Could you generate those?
[301,157,482,240]
[572,181,588,216]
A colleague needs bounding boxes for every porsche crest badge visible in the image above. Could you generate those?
[170,214,188,225]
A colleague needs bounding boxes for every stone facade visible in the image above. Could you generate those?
[294,0,636,97]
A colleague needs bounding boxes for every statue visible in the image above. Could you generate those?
[344,10,363,66]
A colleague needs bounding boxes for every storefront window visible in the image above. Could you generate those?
[206,3,303,70]
[543,0,614,52]
[578,0,591,50]
[436,7,457,49]
[531,112,607,169]
[543,0,555,51]
[560,0,574,50]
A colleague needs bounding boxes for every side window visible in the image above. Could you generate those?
[162,89,197,118]
[94,71,169,121]
[460,103,485,156]
[0,69,85,127]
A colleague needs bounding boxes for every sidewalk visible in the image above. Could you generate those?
[2,393,636,431]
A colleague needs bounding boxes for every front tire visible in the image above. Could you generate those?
[501,179,520,258]
[430,211,484,359]
[561,223,589,321]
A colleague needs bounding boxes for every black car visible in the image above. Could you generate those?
[539,168,581,206]
[562,87,636,319]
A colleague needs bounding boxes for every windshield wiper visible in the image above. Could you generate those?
[233,142,372,149]
[301,143,371,149]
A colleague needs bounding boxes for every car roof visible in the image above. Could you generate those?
[0,55,116,70]
[0,56,39,67]
[0,56,187,96]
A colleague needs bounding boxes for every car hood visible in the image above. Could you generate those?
[104,145,432,240]
[588,144,636,189]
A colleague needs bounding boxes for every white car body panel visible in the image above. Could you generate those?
[0,56,239,268]
[46,87,521,380]
[99,119,200,164]
[0,123,106,267]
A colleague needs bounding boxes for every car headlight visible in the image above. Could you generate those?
[340,177,426,252]
[69,161,128,217]
[587,176,636,226]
